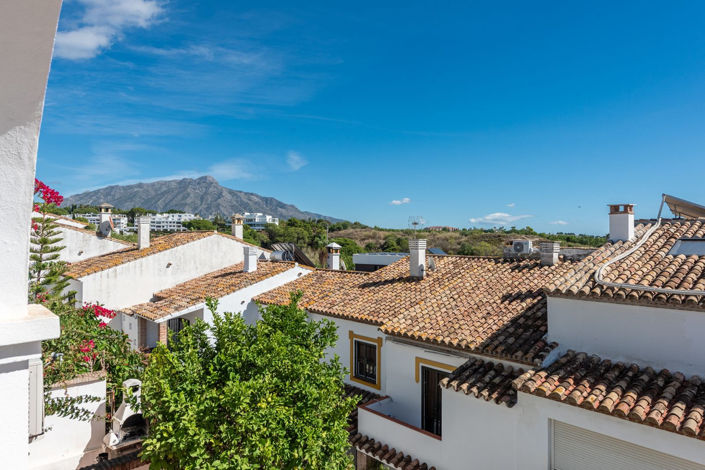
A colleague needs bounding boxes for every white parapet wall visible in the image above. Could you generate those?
[29,372,107,470]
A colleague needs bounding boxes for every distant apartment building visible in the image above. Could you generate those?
[221,212,279,230]
[72,212,129,232]
[148,212,200,232]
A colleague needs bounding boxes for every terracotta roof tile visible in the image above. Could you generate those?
[254,269,369,312]
[123,262,304,320]
[440,358,524,407]
[514,351,705,440]
[546,219,705,309]
[65,231,263,279]
[377,256,574,364]
[257,256,575,365]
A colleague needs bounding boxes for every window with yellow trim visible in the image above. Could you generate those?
[354,340,377,384]
[348,331,382,390]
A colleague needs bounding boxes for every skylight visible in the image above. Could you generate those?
[669,238,705,256]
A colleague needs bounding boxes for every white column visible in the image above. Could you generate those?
[0,1,62,467]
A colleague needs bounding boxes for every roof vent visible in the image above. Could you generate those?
[244,246,258,272]
[326,242,341,270]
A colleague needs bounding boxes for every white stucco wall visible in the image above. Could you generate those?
[383,339,467,427]
[75,235,250,309]
[515,392,705,469]
[139,265,311,348]
[547,296,705,376]
[0,1,63,468]
[308,314,386,396]
[56,227,127,263]
[29,376,106,470]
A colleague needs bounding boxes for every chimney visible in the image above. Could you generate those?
[244,246,258,272]
[608,204,635,242]
[99,202,113,225]
[540,242,560,266]
[409,239,427,279]
[137,216,150,250]
[231,213,244,239]
[326,242,341,270]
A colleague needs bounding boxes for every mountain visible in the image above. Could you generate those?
[64,176,342,222]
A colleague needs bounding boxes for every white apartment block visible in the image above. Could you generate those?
[243,212,279,230]
[147,212,200,232]
[72,213,129,231]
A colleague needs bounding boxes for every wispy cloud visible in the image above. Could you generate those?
[550,220,569,225]
[469,212,533,226]
[55,0,163,60]
[286,151,308,171]
[390,197,411,206]
[208,159,256,181]
[506,202,515,208]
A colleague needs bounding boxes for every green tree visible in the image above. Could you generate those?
[30,180,70,306]
[140,294,356,469]
[183,219,216,231]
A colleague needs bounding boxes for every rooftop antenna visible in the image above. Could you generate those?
[408,216,426,238]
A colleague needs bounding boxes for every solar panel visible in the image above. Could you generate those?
[664,194,705,219]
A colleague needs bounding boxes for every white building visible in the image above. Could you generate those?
[0,3,62,468]
[120,249,311,350]
[147,212,200,232]
[255,205,705,470]
[243,212,279,230]
[72,213,128,232]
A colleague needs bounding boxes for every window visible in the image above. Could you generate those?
[354,340,377,384]
[421,366,449,436]
[348,331,383,390]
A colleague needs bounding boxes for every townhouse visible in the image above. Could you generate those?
[255,205,705,470]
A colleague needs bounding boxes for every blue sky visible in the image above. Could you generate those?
[37,1,705,234]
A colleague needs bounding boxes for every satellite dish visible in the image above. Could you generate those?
[98,220,112,237]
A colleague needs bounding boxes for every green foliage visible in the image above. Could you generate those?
[29,210,71,306]
[140,294,356,469]
[110,231,138,243]
[42,304,145,419]
[183,219,216,231]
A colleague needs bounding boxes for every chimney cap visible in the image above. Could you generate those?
[608,204,635,214]
[326,242,342,249]
[99,202,114,208]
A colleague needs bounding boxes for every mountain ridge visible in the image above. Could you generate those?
[64,176,341,222]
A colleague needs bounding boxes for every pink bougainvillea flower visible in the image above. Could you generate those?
[98,321,107,329]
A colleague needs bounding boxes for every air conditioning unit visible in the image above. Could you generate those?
[512,240,533,255]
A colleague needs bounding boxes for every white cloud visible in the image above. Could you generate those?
[208,159,256,181]
[506,202,515,208]
[286,151,308,171]
[390,197,411,206]
[469,212,533,226]
[55,0,162,60]
[550,220,569,225]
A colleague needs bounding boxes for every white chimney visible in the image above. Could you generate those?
[244,246,258,272]
[326,242,341,270]
[540,242,560,266]
[137,216,150,250]
[232,214,244,239]
[409,239,427,279]
[609,204,634,242]
[99,202,113,225]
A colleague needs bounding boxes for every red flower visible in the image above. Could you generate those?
[33,179,63,207]
[98,321,107,329]
[82,356,90,362]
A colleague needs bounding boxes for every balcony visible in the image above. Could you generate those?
[357,396,442,465]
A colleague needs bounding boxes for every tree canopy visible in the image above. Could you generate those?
[140,294,356,469]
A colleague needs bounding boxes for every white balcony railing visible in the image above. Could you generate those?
[357,396,442,465]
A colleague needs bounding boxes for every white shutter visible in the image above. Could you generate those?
[28,357,44,437]
[552,421,705,470]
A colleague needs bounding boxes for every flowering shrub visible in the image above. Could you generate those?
[29,180,145,420]
[43,302,145,419]
[29,179,69,307]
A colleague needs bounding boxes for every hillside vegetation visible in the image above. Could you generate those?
[245,219,606,269]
